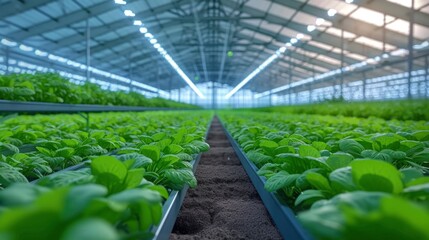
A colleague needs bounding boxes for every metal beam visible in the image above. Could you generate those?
[221,0,382,57]
[356,0,429,28]
[272,0,412,48]
[53,1,194,50]
[11,0,139,40]
[0,0,52,19]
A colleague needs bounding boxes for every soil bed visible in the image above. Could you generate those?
[170,117,281,240]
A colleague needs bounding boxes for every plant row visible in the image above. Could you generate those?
[220,111,429,240]
[255,100,429,121]
[0,111,211,239]
[0,73,197,108]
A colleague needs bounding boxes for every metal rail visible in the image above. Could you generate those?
[0,100,182,113]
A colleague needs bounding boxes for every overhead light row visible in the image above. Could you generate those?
[0,38,168,95]
[114,0,205,98]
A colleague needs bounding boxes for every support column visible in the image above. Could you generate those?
[425,55,429,99]
[86,19,91,81]
[288,55,292,105]
[340,28,344,99]
[407,0,415,99]
[5,47,9,74]
[362,71,367,101]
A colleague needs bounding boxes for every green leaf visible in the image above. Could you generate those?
[91,156,128,193]
[312,141,327,151]
[63,184,108,219]
[124,168,144,189]
[117,153,152,169]
[36,146,53,156]
[306,172,331,191]
[55,147,75,158]
[259,140,279,154]
[299,145,321,158]
[329,167,357,193]
[190,140,210,152]
[246,151,272,168]
[406,176,429,187]
[37,170,94,188]
[152,132,166,141]
[351,159,403,193]
[140,145,160,161]
[326,153,353,170]
[412,149,429,164]
[61,218,119,240]
[400,168,423,184]
[0,183,49,207]
[274,145,295,155]
[264,171,300,192]
[401,183,429,199]
[339,139,364,157]
[164,168,197,189]
[412,130,429,141]
[295,189,327,206]
[176,152,194,162]
[109,188,162,204]
[165,144,183,154]
[0,168,28,187]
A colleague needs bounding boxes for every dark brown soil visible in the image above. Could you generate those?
[170,117,281,240]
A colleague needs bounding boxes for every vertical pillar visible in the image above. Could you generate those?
[211,81,216,109]
[178,88,181,102]
[425,55,429,99]
[340,28,344,99]
[5,47,9,74]
[362,71,367,101]
[86,19,91,81]
[407,0,415,99]
[288,55,292,105]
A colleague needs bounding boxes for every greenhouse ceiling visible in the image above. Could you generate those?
[0,0,428,98]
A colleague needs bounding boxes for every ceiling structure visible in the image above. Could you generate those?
[0,0,428,97]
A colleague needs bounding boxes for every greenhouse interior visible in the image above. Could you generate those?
[0,0,428,239]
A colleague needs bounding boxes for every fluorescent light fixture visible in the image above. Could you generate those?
[390,49,408,56]
[139,27,148,33]
[382,53,389,58]
[290,38,298,44]
[225,54,279,99]
[285,42,292,47]
[114,0,127,5]
[413,41,429,50]
[296,33,304,39]
[307,25,316,32]
[19,44,33,52]
[35,49,48,57]
[345,0,353,3]
[112,2,205,98]
[123,10,135,17]
[279,47,287,53]
[316,18,325,26]
[327,9,337,17]
[1,38,17,47]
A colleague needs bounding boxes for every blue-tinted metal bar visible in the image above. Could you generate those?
[0,100,180,113]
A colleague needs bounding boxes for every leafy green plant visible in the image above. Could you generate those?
[220,111,429,239]
[0,73,198,109]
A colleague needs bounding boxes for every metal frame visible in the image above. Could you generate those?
[1,0,427,98]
